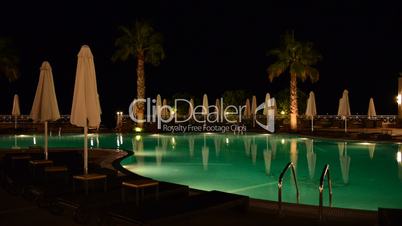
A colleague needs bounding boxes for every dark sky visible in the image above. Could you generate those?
[0,1,401,127]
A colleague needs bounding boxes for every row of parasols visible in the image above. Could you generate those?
[152,89,376,133]
[307,89,377,133]
[11,45,101,175]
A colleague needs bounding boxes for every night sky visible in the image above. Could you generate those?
[0,1,401,127]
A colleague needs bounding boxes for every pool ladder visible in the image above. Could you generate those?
[319,164,333,220]
[277,162,333,220]
[277,162,299,215]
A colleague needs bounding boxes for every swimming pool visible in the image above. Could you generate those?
[1,133,401,210]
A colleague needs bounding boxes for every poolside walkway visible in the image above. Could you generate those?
[284,127,402,142]
[0,186,379,226]
[0,187,93,226]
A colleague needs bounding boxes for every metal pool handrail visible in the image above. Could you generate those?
[278,162,299,214]
[319,164,333,220]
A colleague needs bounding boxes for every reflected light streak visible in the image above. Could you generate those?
[358,142,374,146]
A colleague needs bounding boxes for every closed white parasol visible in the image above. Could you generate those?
[70,45,101,174]
[11,94,21,129]
[367,97,376,119]
[30,61,60,160]
[337,90,351,133]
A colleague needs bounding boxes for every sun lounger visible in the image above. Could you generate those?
[378,208,402,226]
[2,153,34,194]
[53,173,189,224]
[103,190,249,226]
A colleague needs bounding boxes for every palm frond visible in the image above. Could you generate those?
[301,42,321,64]
[267,48,281,56]
[305,66,319,83]
[112,20,165,66]
[267,61,287,82]
[290,62,307,81]
[266,31,321,84]
[112,47,132,62]
[144,32,165,65]
[0,38,19,82]
[119,26,134,38]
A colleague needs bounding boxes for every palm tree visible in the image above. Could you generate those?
[0,38,19,82]
[113,20,165,125]
[267,31,321,131]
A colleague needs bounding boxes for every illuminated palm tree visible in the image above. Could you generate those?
[267,31,321,131]
[0,38,19,82]
[113,20,165,125]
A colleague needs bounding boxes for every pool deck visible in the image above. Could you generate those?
[278,127,402,143]
[0,186,379,226]
[0,146,387,226]
[0,187,86,226]
[1,191,383,226]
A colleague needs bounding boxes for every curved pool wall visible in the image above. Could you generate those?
[1,133,401,210]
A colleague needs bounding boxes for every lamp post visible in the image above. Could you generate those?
[116,111,123,131]
[398,76,402,118]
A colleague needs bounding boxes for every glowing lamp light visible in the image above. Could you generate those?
[281,139,285,144]
[359,142,372,146]
[397,151,401,164]
[33,136,36,145]
[135,135,142,141]
[171,137,176,145]
[225,138,229,144]
[134,127,142,132]
[397,95,402,105]
[17,135,30,138]
[280,110,285,115]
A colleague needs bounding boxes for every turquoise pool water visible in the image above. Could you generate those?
[1,133,401,210]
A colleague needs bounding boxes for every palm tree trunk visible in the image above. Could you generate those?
[290,73,298,131]
[136,52,145,127]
